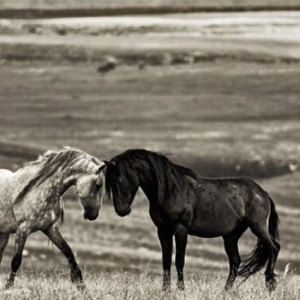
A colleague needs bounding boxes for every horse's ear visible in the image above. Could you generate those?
[96,164,107,174]
[103,160,117,167]
[96,160,117,173]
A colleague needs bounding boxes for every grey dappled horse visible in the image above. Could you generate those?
[0,148,104,289]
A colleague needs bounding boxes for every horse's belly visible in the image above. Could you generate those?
[188,218,238,238]
[187,192,246,237]
[188,227,232,238]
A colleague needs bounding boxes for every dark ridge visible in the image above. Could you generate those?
[174,156,299,179]
[1,6,300,19]
[0,141,297,180]
[0,141,45,160]
[1,43,300,65]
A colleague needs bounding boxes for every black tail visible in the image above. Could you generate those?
[238,195,279,279]
[268,196,280,241]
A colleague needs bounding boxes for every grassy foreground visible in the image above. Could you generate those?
[0,269,299,300]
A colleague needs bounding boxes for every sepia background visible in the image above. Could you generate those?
[0,1,300,299]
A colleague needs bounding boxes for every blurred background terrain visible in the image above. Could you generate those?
[0,1,300,297]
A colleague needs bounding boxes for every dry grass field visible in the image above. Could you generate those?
[0,270,300,300]
[0,10,300,299]
[0,59,300,299]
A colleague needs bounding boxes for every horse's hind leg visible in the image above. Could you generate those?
[250,222,280,292]
[265,238,280,291]
[0,233,9,269]
[223,222,248,290]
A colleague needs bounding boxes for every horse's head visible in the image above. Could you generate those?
[101,160,139,217]
[13,148,106,221]
[74,158,105,221]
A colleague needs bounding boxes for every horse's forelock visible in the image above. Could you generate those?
[104,161,120,199]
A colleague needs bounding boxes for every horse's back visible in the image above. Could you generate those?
[0,169,13,177]
[231,177,271,224]
[203,177,270,218]
[187,177,270,237]
[0,168,14,192]
[0,168,14,190]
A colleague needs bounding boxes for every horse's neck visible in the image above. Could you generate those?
[134,164,159,205]
[55,168,84,195]
[134,161,197,206]
[33,165,83,197]
[59,172,77,195]
[14,165,39,187]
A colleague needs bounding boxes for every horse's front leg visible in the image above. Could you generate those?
[157,227,173,291]
[5,226,29,289]
[42,223,85,290]
[175,224,188,290]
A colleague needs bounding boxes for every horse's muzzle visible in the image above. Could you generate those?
[115,207,131,217]
[84,211,99,221]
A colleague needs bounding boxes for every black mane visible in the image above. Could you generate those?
[105,149,199,203]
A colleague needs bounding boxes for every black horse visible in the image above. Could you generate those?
[100,149,280,292]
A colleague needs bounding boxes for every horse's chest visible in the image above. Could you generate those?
[149,209,166,228]
[149,206,180,228]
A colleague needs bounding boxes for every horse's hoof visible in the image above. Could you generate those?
[266,274,277,292]
[266,280,277,293]
[224,282,234,291]
[177,282,185,291]
[4,281,13,290]
[76,282,86,291]
[162,283,171,292]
